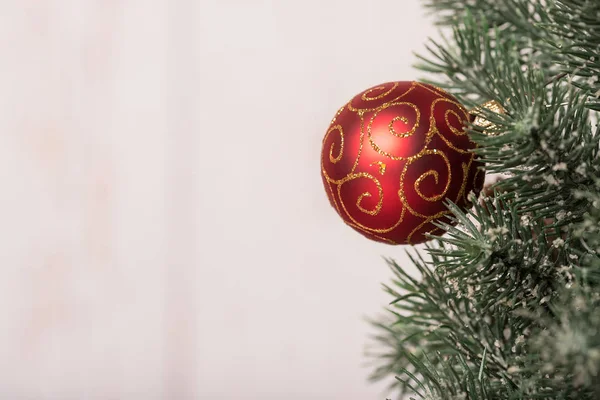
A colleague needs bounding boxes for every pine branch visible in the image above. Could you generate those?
[369,1,600,398]
[548,0,600,110]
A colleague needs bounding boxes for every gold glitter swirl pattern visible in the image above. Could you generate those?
[431,97,471,154]
[361,82,399,100]
[337,172,383,216]
[368,102,426,160]
[320,81,484,245]
[348,82,415,113]
[445,109,467,136]
[335,171,408,234]
[320,112,365,184]
[342,206,407,234]
[455,159,473,204]
[389,116,416,138]
[414,152,452,202]
[407,210,451,244]
[327,125,344,163]
[398,149,452,219]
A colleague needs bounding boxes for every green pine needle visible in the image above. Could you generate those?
[368,0,600,398]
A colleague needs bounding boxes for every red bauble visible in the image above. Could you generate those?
[320,81,484,245]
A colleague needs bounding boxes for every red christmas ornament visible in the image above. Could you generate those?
[320,81,484,245]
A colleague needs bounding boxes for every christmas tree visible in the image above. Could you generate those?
[367,0,600,399]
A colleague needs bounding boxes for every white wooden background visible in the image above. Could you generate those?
[0,1,434,399]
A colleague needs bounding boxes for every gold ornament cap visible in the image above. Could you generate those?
[470,100,506,135]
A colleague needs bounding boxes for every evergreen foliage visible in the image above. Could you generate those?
[368,1,600,398]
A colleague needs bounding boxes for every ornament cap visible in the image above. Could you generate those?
[470,100,507,135]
